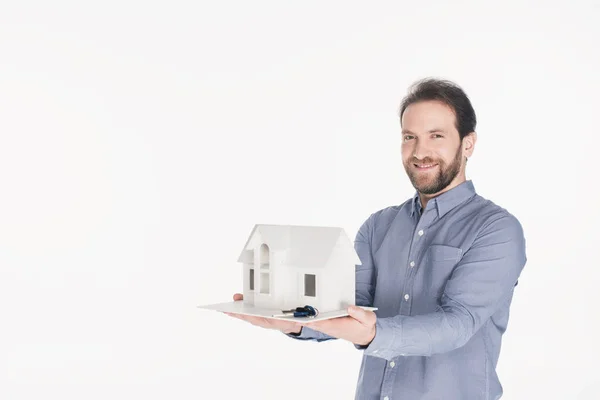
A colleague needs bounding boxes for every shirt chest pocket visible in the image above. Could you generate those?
[422,244,463,298]
[427,244,463,264]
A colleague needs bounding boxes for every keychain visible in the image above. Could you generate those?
[272,305,318,318]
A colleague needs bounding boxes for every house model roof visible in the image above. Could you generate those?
[237,224,362,268]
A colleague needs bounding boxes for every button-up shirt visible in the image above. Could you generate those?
[288,180,527,399]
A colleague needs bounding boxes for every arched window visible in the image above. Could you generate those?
[260,243,270,269]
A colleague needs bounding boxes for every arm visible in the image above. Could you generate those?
[363,214,527,360]
[285,213,378,342]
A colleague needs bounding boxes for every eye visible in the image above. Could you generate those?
[403,135,414,142]
[432,134,444,139]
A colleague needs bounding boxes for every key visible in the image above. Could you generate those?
[272,305,318,318]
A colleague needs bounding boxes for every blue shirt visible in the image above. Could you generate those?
[288,180,527,400]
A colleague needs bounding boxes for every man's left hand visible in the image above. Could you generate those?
[308,306,377,346]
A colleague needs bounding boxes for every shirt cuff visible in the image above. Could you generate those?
[362,318,396,360]
[284,325,336,342]
[284,325,315,340]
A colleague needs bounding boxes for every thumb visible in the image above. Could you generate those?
[348,306,376,325]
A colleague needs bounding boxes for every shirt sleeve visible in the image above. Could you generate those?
[355,212,377,308]
[353,212,378,350]
[363,213,527,360]
[286,213,378,344]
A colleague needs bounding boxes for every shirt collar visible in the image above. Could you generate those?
[410,180,476,219]
[410,191,422,217]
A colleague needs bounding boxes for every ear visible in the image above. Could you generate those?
[463,131,477,159]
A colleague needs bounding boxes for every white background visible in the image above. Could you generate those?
[1,1,598,399]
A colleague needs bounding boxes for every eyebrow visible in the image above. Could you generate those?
[401,129,446,135]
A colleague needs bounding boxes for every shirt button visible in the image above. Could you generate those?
[418,229,424,236]
[390,361,395,368]
[404,294,410,301]
[409,261,415,267]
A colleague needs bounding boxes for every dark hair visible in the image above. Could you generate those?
[399,78,476,140]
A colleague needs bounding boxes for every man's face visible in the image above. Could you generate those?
[401,100,466,196]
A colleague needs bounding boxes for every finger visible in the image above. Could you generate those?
[233,293,243,301]
[309,321,341,338]
[234,314,256,323]
[348,306,376,325]
[309,318,344,334]
[225,312,252,322]
[232,314,267,326]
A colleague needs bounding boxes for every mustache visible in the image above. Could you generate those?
[410,158,438,165]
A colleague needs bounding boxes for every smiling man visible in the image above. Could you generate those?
[227,78,527,400]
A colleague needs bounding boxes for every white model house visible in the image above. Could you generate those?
[237,224,361,314]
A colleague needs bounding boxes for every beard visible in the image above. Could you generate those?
[404,145,463,195]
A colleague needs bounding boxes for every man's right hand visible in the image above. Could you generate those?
[225,293,303,335]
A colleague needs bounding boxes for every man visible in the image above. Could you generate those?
[226,78,527,399]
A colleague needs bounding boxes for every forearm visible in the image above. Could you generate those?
[363,301,474,359]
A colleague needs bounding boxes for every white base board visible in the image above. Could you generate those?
[198,300,377,323]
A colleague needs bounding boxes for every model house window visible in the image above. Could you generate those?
[249,268,254,291]
[259,243,270,294]
[260,272,270,294]
[304,274,316,297]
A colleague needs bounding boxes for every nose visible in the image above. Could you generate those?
[412,139,430,160]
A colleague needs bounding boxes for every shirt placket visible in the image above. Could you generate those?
[380,207,436,400]
[399,207,436,316]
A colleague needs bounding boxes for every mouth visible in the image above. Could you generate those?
[413,163,438,171]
